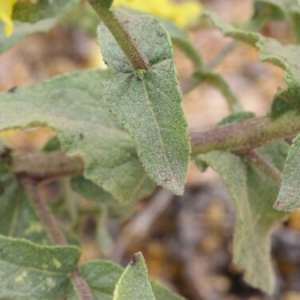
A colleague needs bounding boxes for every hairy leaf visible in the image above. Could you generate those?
[0,235,80,299]
[196,142,288,293]
[71,176,134,220]
[275,135,300,210]
[150,280,184,300]
[68,259,185,300]
[113,252,155,300]
[253,0,287,20]
[13,0,79,23]
[205,12,300,109]
[0,164,49,244]
[101,0,114,9]
[0,70,155,203]
[0,19,56,54]
[217,112,255,126]
[99,11,190,195]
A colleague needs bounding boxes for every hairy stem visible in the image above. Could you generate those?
[191,110,300,155]
[21,178,94,300]
[21,177,66,245]
[244,150,282,184]
[71,269,94,300]
[13,151,84,181]
[88,0,149,70]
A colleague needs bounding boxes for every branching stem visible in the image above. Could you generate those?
[243,150,282,184]
[191,110,300,155]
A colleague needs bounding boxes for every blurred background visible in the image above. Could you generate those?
[1,0,300,299]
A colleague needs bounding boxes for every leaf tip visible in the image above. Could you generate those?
[273,201,285,211]
[128,252,145,267]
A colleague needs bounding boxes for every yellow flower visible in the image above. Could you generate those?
[113,0,201,28]
[0,0,17,37]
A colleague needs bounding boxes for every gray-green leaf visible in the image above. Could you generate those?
[13,0,79,23]
[69,259,185,300]
[0,70,155,203]
[205,12,300,109]
[99,11,190,195]
[0,164,49,244]
[275,135,300,210]
[196,143,287,293]
[113,252,155,300]
[0,235,80,300]
[253,0,287,20]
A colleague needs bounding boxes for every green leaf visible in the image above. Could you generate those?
[196,142,288,293]
[217,112,255,126]
[0,69,155,203]
[113,252,155,300]
[0,235,80,300]
[288,0,300,43]
[253,0,287,20]
[270,95,294,117]
[275,135,300,210]
[0,19,56,54]
[0,164,49,244]
[71,176,134,220]
[74,260,124,300]
[205,12,300,109]
[13,0,79,23]
[150,280,184,300]
[100,0,114,9]
[159,19,202,68]
[69,259,185,300]
[99,11,190,195]
[196,71,242,113]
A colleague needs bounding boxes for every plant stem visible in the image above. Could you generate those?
[21,178,94,300]
[62,178,78,228]
[204,40,239,70]
[71,269,94,300]
[13,151,84,181]
[21,177,66,245]
[244,150,282,184]
[172,38,203,69]
[191,110,300,155]
[181,40,239,95]
[87,0,149,70]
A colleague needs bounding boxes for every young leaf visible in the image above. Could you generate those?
[113,252,155,300]
[0,164,49,244]
[196,142,288,293]
[150,280,184,300]
[0,69,155,203]
[13,0,79,23]
[205,12,300,109]
[253,0,287,20]
[68,259,185,300]
[0,235,80,300]
[72,176,134,220]
[99,11,190,195]
[0,19,56,54]
[275,135,300,210]
[73,260,124,300]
